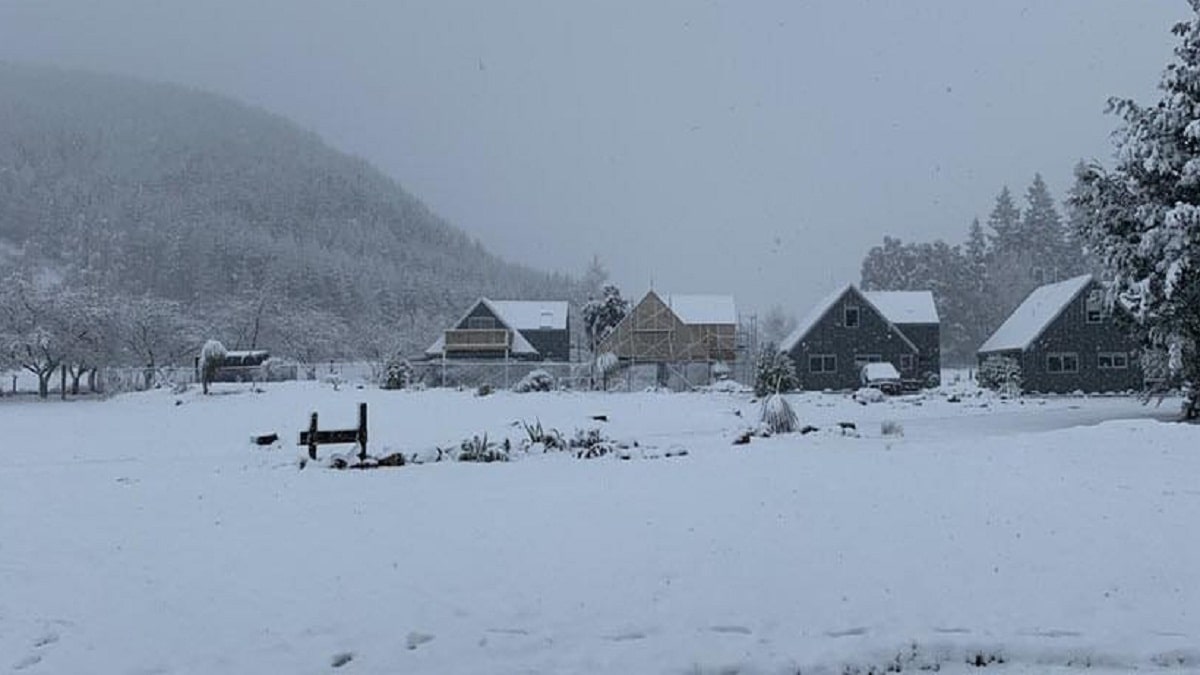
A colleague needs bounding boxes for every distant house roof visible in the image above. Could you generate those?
[780,284,852,353]
[862,291,939,324]
[780,284,919,354]
[662,294,737,325]
[425,297,557,357]
[489,300,569,331]
[225,350,269,359]
[978,274,1094,353]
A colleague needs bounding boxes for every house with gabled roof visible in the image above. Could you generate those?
[597,290,737,363]
[425,298,571,361]
[863,290,941,385]
[977,274,1141,393]
[781,285,940,390]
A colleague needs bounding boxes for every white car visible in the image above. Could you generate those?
[860,362,903,395]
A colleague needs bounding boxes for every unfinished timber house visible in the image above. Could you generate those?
[596,290,738,388]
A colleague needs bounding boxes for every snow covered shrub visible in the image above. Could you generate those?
[198,340,226,394]
[513,369,554,393]
[853,387,886,404]
[475,382,494,397]
[977,355,1022,397]
[881,419,904,437]
[520,419,565,452]
[594,351,620,390]
[759,393,798,434]
[261,357,298,382]
[457,434,509,463]
[754,346,797,397]
[569,428,618,459]
[382,354,412,390]
[711,360,732,380]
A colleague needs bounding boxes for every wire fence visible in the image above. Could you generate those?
[3,357,753,397]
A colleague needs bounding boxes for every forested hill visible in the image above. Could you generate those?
[0,62,581,359]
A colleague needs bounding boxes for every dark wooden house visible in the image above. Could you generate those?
[977,275,1142,393]
[781,285,940,390]
[425,299,571,361]
[863,291,941,386]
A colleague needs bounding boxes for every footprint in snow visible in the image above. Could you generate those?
[12,654,42,671]
[826,626,869,638]
[33,632,59,648]
[406,632,435,650]
[709,625,752,635]
[604,630,648,642]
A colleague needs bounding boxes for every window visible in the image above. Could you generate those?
[1047,352,1079,374]
[1098,352,1129,369]
[809,354,836,373]
[467,316,497,330]
[844,305,860,328]
[1085,290,1105,323]
[899,354,914,371]
[854,353,881,368]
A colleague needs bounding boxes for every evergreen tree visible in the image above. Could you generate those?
[1021,173,1077,283]
[1070,1,1200,418]
[987,186,1022,253]
[581,285,629,353]
[754,345,798,397]
[965,217,988,273]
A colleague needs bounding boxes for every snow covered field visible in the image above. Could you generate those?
[2,380,1197,674]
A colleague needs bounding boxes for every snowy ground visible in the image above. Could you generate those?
[1,379,1197,674]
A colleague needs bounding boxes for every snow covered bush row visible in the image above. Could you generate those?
[512,369,554,393]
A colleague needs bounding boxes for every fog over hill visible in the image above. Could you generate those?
[0,62,585,360]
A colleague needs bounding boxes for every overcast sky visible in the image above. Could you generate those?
[0,1,1187,315]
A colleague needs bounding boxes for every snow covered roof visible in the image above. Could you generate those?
[662,294,737,325]
[489,300,569,331]
[424,297,545,357]
[780,284,852,352]
[780,284,919,354]
[862,291,939,324]
[225,350,269,358]
[978,274,1094,353]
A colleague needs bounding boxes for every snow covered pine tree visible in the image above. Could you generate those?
[1072,2,1200,419]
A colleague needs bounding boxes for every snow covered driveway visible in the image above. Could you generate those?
[1,383,1197,674]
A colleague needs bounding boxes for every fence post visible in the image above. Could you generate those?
[357,402,368,461]
[308,412,319,460]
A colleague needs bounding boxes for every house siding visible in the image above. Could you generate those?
[445,302,569,361]
[786,288,919,391]
[978,280,1142,393]
[894,322,940,384]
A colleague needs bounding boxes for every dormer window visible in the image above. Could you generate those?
[1085,290,1105,324]
[844,304,860,328]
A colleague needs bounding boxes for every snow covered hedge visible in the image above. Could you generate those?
[977,355,1022,397]
[513,369,554,393]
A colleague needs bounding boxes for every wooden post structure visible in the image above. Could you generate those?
[300,403,368,462]
[357,402,368,461]
[307,412,319,460]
